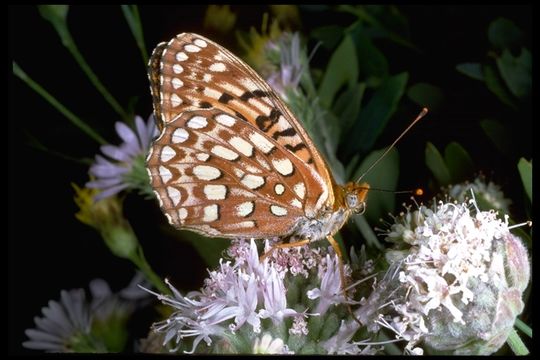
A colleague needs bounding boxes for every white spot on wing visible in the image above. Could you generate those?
[272,158,294,176]
[173,64,184,74]
[209,62,227,72]
[171,93,182,107]
[184,44,201,53]
[194,39,207,47]
[223,221,255,229]
[203,87,222,99]
[159,165,172,183]
[249,132,275,154]
[196,153,210,161]
[193,165,221,180]
[236,201,254,217]
[176,52,188,61]
[187,116,208,129]
[160,146,176,162]
[204,184,227,200]
[203,73,212,82]
[211,145,239,160]
[171,78,183,89]
[294,182,306,199]
[241,174,265,189]
[167,186,182,206]
[233,168,245,178]
[172,128,189,143]
[178,208,188,221]
[290,199,302,208]
[203,204,219,222]
[274,183,285,195]
[215,114,236,127]
[229,137,253,157]
[270,205,288,217]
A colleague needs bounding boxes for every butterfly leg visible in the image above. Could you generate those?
[259,239,311,262]
[326,235,362,326]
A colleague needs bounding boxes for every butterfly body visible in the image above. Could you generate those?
[146,33,370,245]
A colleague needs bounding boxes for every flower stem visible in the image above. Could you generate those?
[60,30,130,122]
[514,318,532,338]
[130,245,170,295]
[121,5,148,67]
[507,328,529,355]
[13,62,107,145]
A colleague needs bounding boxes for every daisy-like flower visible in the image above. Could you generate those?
[86,114,158,201]
[23,274,148,353]
[23,289,96,352]
[368,193,531,355]
[143,239,371,354]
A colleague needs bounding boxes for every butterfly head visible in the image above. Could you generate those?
[337,182,370,215]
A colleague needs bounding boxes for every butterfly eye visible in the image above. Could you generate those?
[346,193,358,209]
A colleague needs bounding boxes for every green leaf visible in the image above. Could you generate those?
[479,118,512,156]
[517,158,532,202]
[333,82,366,133]
[352,147,399,225]
[318,35,358,108]
[425,142,451,186]
[344,72,408,157]
[407,82,444,111]
[310,25,344,50]
[488,17,523,50]
[496,48,532,99]
[483,64,518,110]
[121,5,148,66]
[456,63,484,81]
[349,23,389,87]
[444,142,475,183]
[339,5,417,50]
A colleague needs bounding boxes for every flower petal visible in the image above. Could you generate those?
[100,145,131,162]
[115,121,138,147]
[94,184,128,201]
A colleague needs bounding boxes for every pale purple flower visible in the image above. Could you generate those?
[266,33,304,99]
[258,266,297,324]
[23,274,150,353]
[23,289,93,352]
[87,115,158,200]
[145,239,331,353]
[307,254,348,314]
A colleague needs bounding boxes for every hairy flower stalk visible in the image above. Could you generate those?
[366,193,531,355]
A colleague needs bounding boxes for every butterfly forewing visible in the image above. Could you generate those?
[147,33,335,238]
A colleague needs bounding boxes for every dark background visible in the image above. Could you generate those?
[9,5,532,354]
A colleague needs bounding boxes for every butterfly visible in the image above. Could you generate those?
[146,33,372,264]
[144,34,385,324]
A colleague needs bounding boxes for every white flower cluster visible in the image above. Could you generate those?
[375,194,530,354]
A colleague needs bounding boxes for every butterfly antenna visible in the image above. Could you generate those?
[356,108,428,183]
